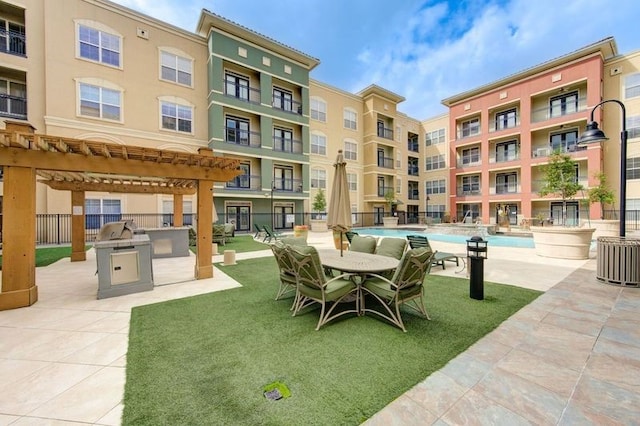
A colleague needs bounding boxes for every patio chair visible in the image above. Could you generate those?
[212,224,226,246]
[375,237,408,279]
[349,235,377,254]
[269,243,310,313]
[345,231,359,244]
[361,247,436,332]
[254,223,265,239]
[223,223,235,239]
[262,225,282,243]
[406,234,459,270]
[286,245,359,330]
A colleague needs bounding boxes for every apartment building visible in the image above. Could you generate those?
[421,113,450,221]
[441,38,617,226]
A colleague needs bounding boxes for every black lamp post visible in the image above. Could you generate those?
[577,99,627,237]
[426,195,430,222]
[270,180,276,230]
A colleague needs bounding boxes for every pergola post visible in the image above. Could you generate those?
[0,165,38,310]
[70,190,86,261]
[195,148,214,279]
[173,194,184,227]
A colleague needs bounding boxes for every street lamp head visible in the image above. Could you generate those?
[578,121,608,145]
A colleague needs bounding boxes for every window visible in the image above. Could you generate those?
[310,97,326,121]
[273,127,293,152]
[311,132,326,155]
[496,172,517,194]
[225,116,250,145]
[408,181,419,200]
[550,91,578,118]
[408,133,419,152]
[495,108,517,130]
[85,198,121,229]
[225,73,249,101]
[343,108,357,130]
[162,199,193,226]
[344,140,357,160]
[625,73,640,99]
[426,128,445,145]
[495,140,518,162]
[161,101,192,133]
[628,157,640,180]
[0,19,26,55]
[426,179,446,195]
[274,167,293,191]
[273,87,293,112]
[78,24,120,67]
[461,147,480,165]
[550,129,578,152]
[377,120,393,139]
[161,50,192,86]
[627,115,640,139]
[311,168,326,189]
[347,173,357,191]
[408,157,419,176]
[425,154,446,171]
[461,175,480,194]
[0,78,26,118]
[460,118,480,138]
[79,83,121,121]
[426,204,445,218]
[227,163,251,188]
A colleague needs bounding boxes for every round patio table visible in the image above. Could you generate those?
[317,249,399,277]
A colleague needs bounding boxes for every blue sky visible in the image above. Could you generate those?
[112,0,639,119]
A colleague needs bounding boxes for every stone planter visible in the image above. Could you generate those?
[383,216,399,228]
[531,226,596,260]
[293,225,309,240]
[583,219,619,240]
[332,230,349,250]
[310,219,327,232]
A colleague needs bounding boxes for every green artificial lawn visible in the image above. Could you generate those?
[0,245,91,270]
[123,256,541,425]
[190,234,271,254]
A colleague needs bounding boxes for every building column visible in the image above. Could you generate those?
[0,166,38,310]
[70,190,86,262]
[173,194,183,227]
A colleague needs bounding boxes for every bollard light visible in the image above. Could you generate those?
[466,236,487,300]
[466,236,488,259]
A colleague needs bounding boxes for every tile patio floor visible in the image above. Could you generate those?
[0,231,638,425]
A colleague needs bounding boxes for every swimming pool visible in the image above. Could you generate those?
[355,227,535,248]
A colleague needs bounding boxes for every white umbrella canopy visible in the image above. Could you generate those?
[326,150,352,255]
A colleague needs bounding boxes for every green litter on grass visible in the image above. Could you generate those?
[263,381,291,400]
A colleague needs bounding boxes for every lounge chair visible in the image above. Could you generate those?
[406,234,459,270]
[262,225,282,243]
[361,247,435,332]
[254,224,265,239]
[286,245,359,330]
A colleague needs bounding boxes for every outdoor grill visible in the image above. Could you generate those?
[95,220,136,242]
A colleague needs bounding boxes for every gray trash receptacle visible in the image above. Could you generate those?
[596,237,640,287]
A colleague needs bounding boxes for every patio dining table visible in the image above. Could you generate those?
[317,249,399,281]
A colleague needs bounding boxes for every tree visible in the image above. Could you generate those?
[538,152,584,226]
[312,188,327,214]
[588,171,615,220]
[384,189,396,214]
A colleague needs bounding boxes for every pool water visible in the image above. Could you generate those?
[355,227,535,248]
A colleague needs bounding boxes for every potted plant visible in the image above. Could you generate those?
[382,190,399,228]
[587,171,618,238]
[310,188,327,232]
[531,151,595,259]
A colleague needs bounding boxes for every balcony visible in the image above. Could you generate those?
[489,117,520,133]
[490,184,521,195]
[530,96,588,123]
[531,176,589,193]
[408,165,419,176]
[456,186,481,196]
[489,152,520,164]
[377,185,394,197]
[224,80,261,104]
[0,93,26,119]
[378,156,394,169]
[457,159,481,168]
[226,174,262,191]
[408,189,420,201]
[225,127,261,148]
[377,126,394,140]
[0,28,26,56]
[273,136,303,154]
[272,95,302,115]
[531,145,587,158]
[273,178,304,193]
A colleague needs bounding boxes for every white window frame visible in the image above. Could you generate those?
[344,140,357,160]
[311,132,327,155]
[628,157,640,180]
[426,154,446,171]
[460,118,480,138]
[624,73,640,99]
[426,128,445,146]
[627,115,640,139]
[160,48,193,87]
[159,97,194,134]
[76,78,123,122]
[75,20,122,68]
[343,108,357,130]
[347,173,357,191]
[85,198,122,229]
[311,168,326,189]
[310,97,327,122]
[426,179,446,195]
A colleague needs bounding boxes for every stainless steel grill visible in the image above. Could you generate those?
[95,220,136,242]
[596,237,640,287]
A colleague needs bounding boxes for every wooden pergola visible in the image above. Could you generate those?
[0,124,241,310]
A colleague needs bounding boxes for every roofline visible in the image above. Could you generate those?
[357,84,406,103]
[196,9,320,71]
[441,37,618,106]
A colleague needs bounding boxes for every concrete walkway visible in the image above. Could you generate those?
[0,231,638,425]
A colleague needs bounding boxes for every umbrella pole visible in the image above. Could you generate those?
[340,231,344,257]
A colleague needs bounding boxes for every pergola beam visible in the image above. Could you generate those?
[41,180,198,195]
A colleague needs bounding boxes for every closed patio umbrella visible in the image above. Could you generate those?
[327,150,352,256]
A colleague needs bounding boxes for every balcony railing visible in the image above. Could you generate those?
[456,187,481,196]
[273,178,304,193]
[408,165,419,176]
[377,156,394,169]
[490,152,520,163]
[490,184,521,195]
[377,186,394,197]
[0,29,26,56]
[457,159,481,168]
[456,129,481,140]
[377,126,394,140]
[408,189,420,200]
[224,81,261,104]
[225,127,261,148]
[273,136,303,154]
[530,177,589,193]
[530,96,588,123]
[489,118,520,132]
[0,93,27,119]
[531,145,587,158]
[226,174,262,191]
[272,95,302,115]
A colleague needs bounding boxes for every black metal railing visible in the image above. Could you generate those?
[272,95,302,115]
[0,29,26,56]
[0,93,27,119]
[273,136,303,154]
